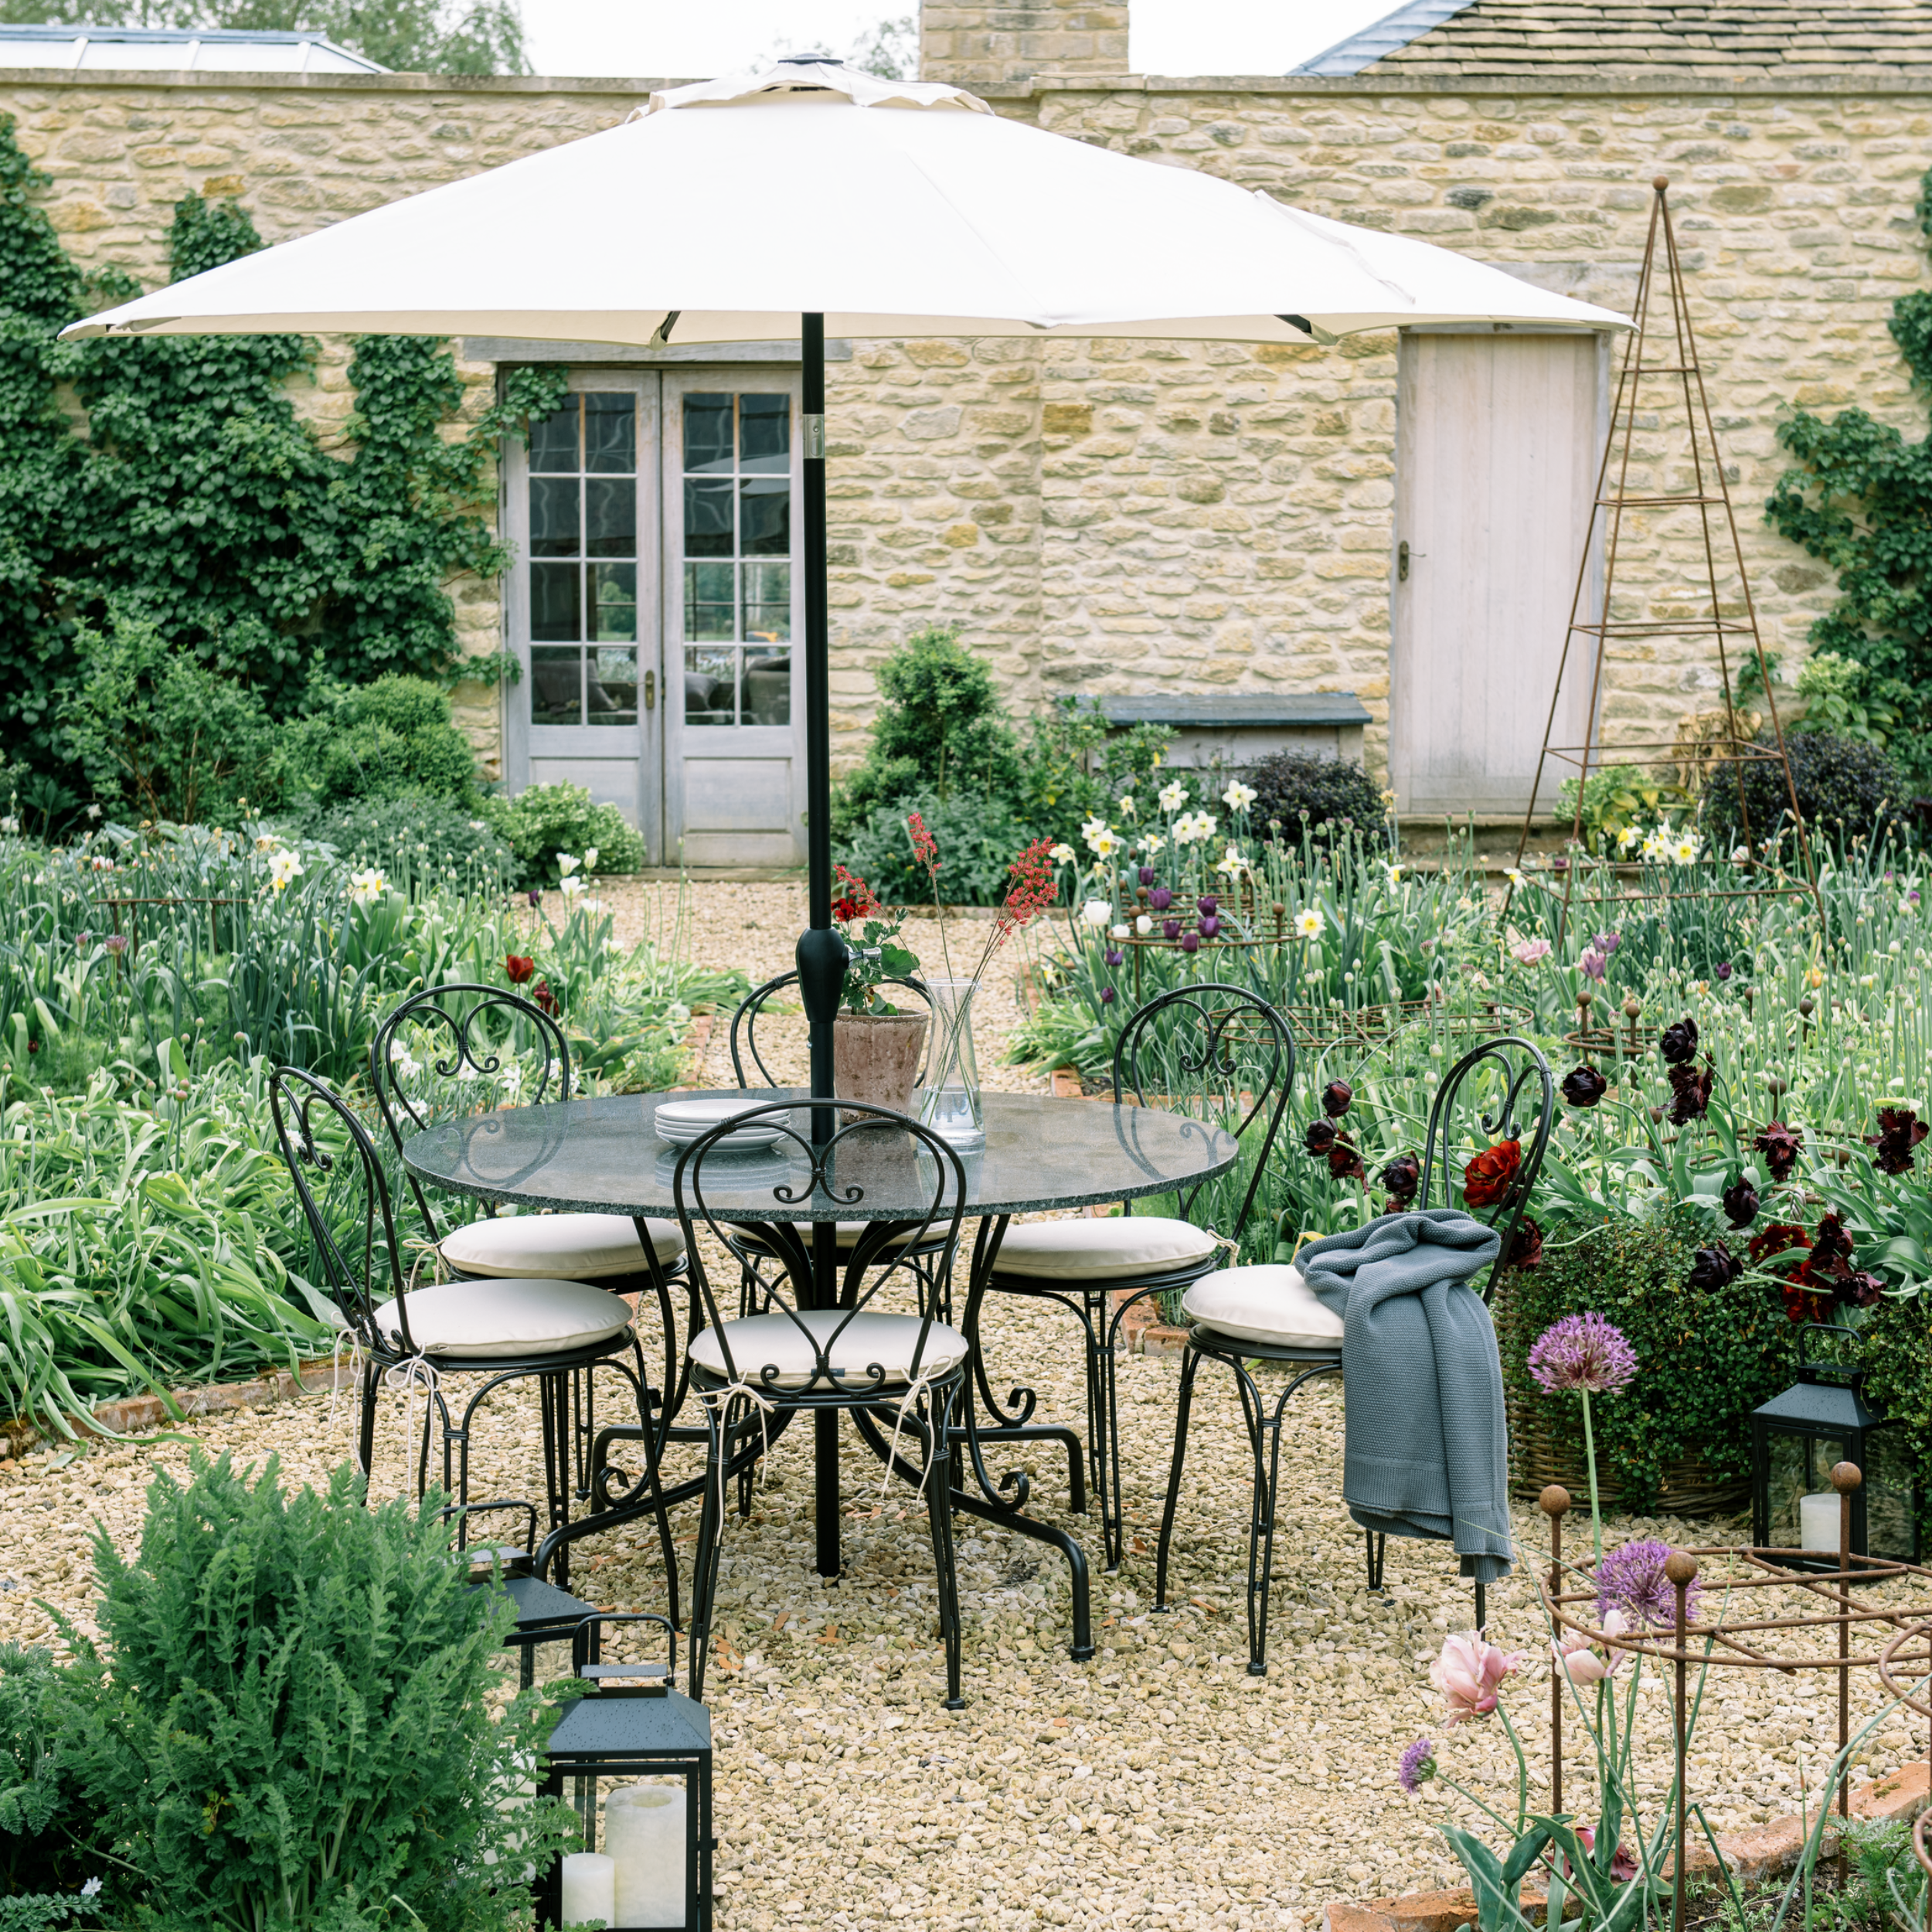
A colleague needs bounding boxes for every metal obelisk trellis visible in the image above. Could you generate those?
[1514,176,1815,938]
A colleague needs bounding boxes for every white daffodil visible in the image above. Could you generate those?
[1386,865,1403,887]
[0,816,18,836]
[1089,828,1121,860]
[1158,781,1189,815]
[1080,815,1108,843]
[1294,907,1325,940]
[1117,794,1137,818]
[582,845,600,872]
[1671,833,1702,866]
[560,874,587,900]
[267,849,304,893]
[348,867,387,906]
[500,1064,524,1100]
[1639,830,1665,862]
[557,852,581,878]
[1505,868,1525,886]
[1139,832,1165,858]
[1215,843,1246,877]
[1135,914,1152,935]
[1080,899,1113,927]
[1049,843,1077,865]
[1222,780,1257,813]
[1172,811,1219,846]
[1617,825,1641,854]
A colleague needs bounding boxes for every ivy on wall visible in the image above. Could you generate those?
[1767,163,1932,789]
[0,114,563,818]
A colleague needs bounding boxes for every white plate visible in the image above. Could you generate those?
[654,1097,787,1149]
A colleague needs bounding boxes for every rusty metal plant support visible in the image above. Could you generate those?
[1541,1465,1932,1928]
[1511,176,1816,940]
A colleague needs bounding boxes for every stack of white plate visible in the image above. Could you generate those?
[654,1095,788,1151]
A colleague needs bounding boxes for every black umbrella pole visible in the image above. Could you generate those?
[795,311,846,1133]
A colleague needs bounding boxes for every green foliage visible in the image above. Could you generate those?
[0,1644,100,1910]
[1700,726,1906,846]
[477,782,646,888]
[293,791,515,894]
[1850,1290,1932,1556]
[1491,1207,1798,1512]
[284,675,481,808]
[1551,762,1692,849]
[0,0,528,73]
[1767,164,1932,788]
[1246,750,1389,849]
[1788,649,1899,747]
[838,788,1034,907]
[0,118,565,815]
[56,1451,573,1931]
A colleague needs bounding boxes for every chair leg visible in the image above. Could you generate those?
[1243,1372,1299,1678]
[1475,1580,1487,1634]
[687,1401,733,1706]
[1080,1287,1109,1529]
[356,1362,378,1493]
[1154,1344,1202,1613]
[1366,1530,1386,1593]
[920,1386,966,1709]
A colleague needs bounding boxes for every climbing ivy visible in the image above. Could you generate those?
[1767,163,1932,789]
[0,113,563,819]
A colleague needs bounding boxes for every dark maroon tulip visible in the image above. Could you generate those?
[527,889,542,907]
[1722,1174,1760,1230]
[1756,1121,1804,1182]
[1809,1212,1855,1277]
[1328,1140,1366,1183]
[1180,932,1199,954]
[1162,918,1181,940]
[1866,1106,1928,1175]
[1104,948,1124,967]
[1715,961,1733,981]
[1304,1119,1338,1157]
[1667,1060,1713,1125]
[1841,1270,1885,1309]
[1149,887,1173,912]
[1660,1016,1700,1065]
[1561,1065,1607,1109]
[1199,915,1220,938]
[1380,1153,1421,1202]
[1321,1079,1354,1118]
[1505,1216,1543,1270]
[1688,1241,1743,1291]
[1100,986,1117,1005]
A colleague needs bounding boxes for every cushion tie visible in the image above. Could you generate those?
[381,1350,442,1460]
[881,1358,950,1502]
[697,1376,778,1522]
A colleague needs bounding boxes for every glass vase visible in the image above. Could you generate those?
[919,975,985,1150]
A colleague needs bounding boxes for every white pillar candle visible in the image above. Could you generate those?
[560,1851,615,1928]
[1800,1489,1843,1553]
[606,1781,688,1928]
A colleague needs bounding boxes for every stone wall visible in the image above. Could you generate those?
[2,64,1926,797]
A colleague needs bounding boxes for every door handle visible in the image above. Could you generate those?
[644,670,655,711]
[1397,540,1427,582]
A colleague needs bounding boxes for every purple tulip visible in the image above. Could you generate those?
[1100,986,1117,1005]
[1138,866,1156,887]
[1181,933,1200,954]
[1716,961,1733,981]
[1199,915,1220,938]
[1162,919,1181,940]
[1104,947,1124,966]
[1197,895,1218,917]
[1149,886,1173,912]
[527,889,542,907]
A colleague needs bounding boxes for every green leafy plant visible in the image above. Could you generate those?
[281,675,482,808]
[291,792,515,896]
[1246,750,1389,849]
[1788,651,1899,747]
[477,782,646,888]
[838,788,1034,907]
[53,1451,577,1931]
[1552,762,1692,851]
[0,1642,104,1914]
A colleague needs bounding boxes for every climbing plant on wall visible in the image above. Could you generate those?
[1767,162,1932,791]
[0,114,562,819]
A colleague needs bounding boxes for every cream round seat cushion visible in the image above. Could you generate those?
[371,1277,633,1359]
[990,1216,1218,1281]
[1180,1264,1344,1350]
[689,1308,969,1391]
[440,1213,685,1280]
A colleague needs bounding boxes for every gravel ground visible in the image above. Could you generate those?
[2,883,1924,1928]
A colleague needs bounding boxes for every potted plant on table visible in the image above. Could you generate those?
[832,864,930,1121]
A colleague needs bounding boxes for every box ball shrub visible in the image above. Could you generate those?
[1246,751,1387,849]
[1701,726,1906,847]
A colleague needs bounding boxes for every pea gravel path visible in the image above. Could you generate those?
[0,883,1920,1930]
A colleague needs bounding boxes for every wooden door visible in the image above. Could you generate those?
[1390,332,1604,817]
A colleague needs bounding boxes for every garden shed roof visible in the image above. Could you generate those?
[1294,0,1932,78]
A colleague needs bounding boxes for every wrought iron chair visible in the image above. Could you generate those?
[673,1097,972,1706]
[980,982,1295,1572]
[1153,1033,1554,1671]
[270,1066,666,1591]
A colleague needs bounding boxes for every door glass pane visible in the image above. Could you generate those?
[684,561,735,643]
[742,561,791,642]
[584,392,636,474]
[530,646,583,725]
[588,647,638,725]
[685,647,738,725]
[740,393,790,472]
[740,478,790,556]
[743,649,791,726]
[683,393,733,474]
[529,478,580,558]
[529,403,578,473]
[684,478,733,557]
[584,478,635,559]
[530,563,581,642]
[592,563,638,641]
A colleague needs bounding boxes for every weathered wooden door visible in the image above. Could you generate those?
[1390,331,1604,817]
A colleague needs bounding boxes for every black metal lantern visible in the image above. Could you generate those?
[1750,1325,1918,1567]
[541,1614,713,1932]
[455,1502,601,1690]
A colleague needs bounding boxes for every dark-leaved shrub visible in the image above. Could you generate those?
[1701,726,1906,848]
[1246,750,1387,848]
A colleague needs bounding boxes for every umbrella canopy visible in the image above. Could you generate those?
[66,60,1627,346]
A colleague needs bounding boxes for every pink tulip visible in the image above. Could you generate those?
[1576,1824,1639,1883]
[1430,1631,1523,1724]
[1552,1608,1631,1685]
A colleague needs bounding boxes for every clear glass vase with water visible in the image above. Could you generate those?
[918,975,984,1149]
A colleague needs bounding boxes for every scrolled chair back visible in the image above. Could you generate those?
[672,1098,967,1398]
[1415,1033,1555,1301]
[727,968,934,1090]
[369,983,573,1236]
[269,1065,416,1356]
[1109,981,1297,1239]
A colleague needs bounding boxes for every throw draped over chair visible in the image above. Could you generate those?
[673,1097,972,1706]
[1155,1032,1554,1672]
[980,982,1295,1572]
[270,1067,665,1591]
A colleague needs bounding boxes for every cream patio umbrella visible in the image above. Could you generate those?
[69,55,1627,1123]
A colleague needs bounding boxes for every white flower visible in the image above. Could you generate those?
[1088,828,1121,860]
[1172,811,1218,846]
[80,1879,102,1900]
[1080,899,1113,927]
[1215,842,1246,877]
[394,1049,423,1081]
[1109,923,1131,940]
[1080,815,1108,844]
[1222,780,1257,813]
[557,851,581,878]
[1732,845,1751,864]
[1157,781,1189,815]
[1639,829,1665,861]
[559,875,587,900]
[348,867,387,906]
[267,849,304,893]
[1386,865,1403,887]
[582,845,600,872]
[1294,907,1325,940]
[1135,914,1152,935]
[83,803,101,821]
[1504,868,1524,886]
[500,1064,524,1100]
[90,855,114,872]
[1617,825,1641,854]
[1671,832,1703,866]
[1049,843,1077,865]
[0,816,18,835]
[1139,832,1165,858]
[1117,794,1137,818]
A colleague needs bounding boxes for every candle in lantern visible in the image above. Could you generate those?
[560,1851,615,1927]
[1799,1489,1842,1553]
[607,1781,687,1927]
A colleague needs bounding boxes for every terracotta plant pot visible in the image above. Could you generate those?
[832,1011,928,1124]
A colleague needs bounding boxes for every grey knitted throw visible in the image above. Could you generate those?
[1299,1208,1513,1583]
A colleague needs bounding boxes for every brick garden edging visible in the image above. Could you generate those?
[1324,1762,1931,1932]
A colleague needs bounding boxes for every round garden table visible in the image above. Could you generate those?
[403,1088,1237,1659]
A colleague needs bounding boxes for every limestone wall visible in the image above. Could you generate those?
[2,66,1927,794]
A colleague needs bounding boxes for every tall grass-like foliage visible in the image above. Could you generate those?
[55,1454,576,1932]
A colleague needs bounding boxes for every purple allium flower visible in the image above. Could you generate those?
[1397,1737,1437,1794]
[1596,1539,1700,1628]
[1139,866,1156,887]
[1527,1312,1637,1396]
[1148,886,1173,913]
